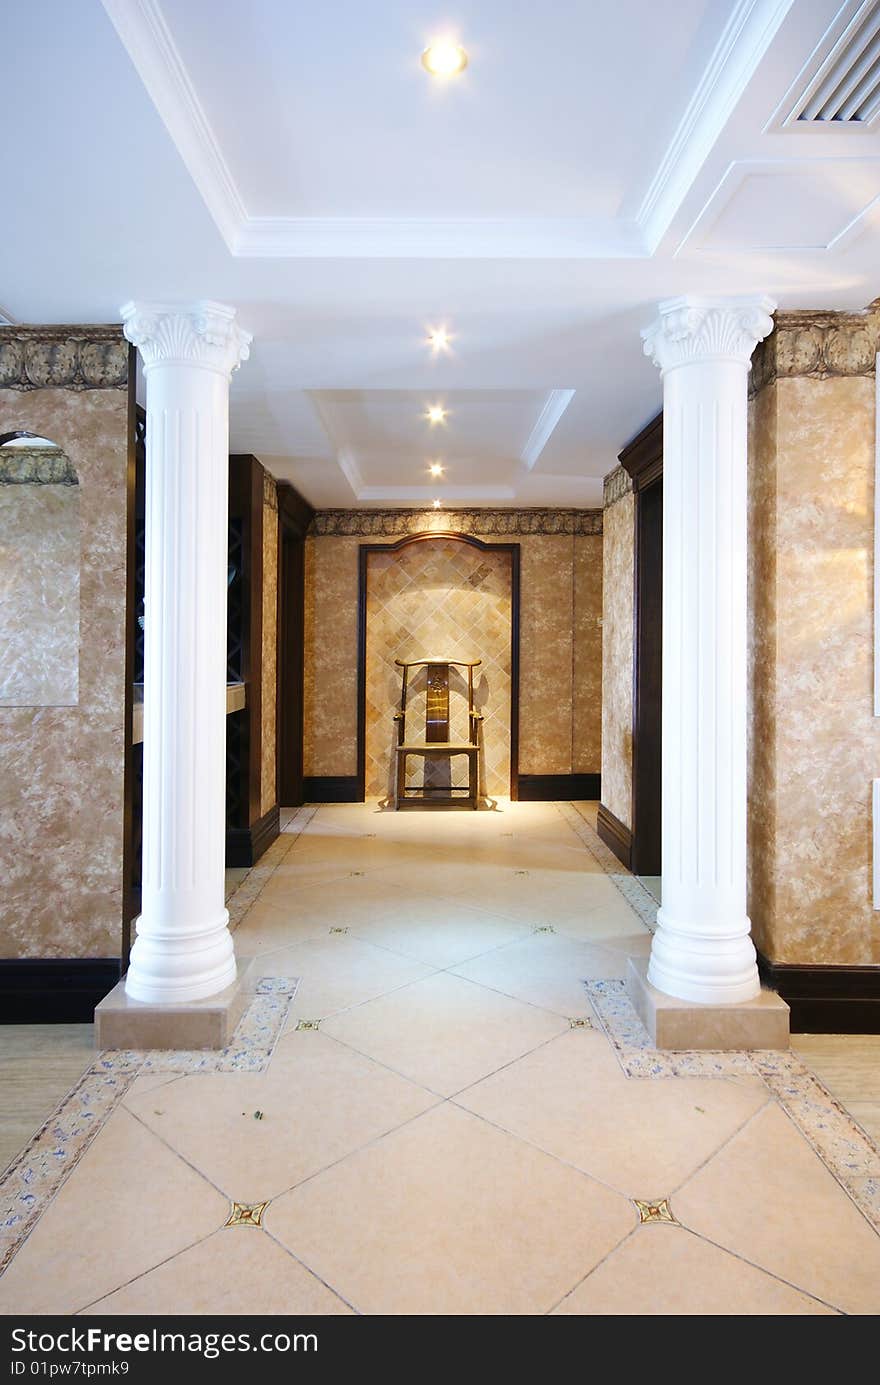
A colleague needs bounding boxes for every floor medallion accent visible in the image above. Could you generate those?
[295,1019,321,1031]
[635,1198,677,1225]
[225,1200,269,1229]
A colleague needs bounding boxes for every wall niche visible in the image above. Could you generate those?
[0,433,80,707]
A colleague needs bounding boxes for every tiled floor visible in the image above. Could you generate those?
[1,800,879,1316]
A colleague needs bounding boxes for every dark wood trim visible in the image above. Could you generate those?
[631,474,663,876]
[121,359,138,970]
[277,481,314,808]
[597,803,633,870]
[229,456,265,831]
[619,413,663,492]
[0,959,122,1024]
[277,480,314,537]
[518,773,600,801]
[757,954,880,1034]
[225,804,280,868]
[356,532,521,802]
[304,775,360,803]
[619,412,663,877]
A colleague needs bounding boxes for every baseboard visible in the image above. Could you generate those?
[0,958,122,1023]
[757,953,880,1034]
[596,802,633,869]
[225,804,280,868]
[303,775,361,803]
[518,773,601,802]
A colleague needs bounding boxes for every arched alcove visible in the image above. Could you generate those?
[0,431,80,707]
[357,531,520,802]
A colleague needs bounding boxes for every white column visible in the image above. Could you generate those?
[120,301,252,1003]
[641,295,774,1004]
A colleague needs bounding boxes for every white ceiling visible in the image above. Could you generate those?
[4,0,880,507]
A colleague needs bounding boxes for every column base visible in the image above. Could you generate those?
[625,958,789,1051]
[94,962,249,1051]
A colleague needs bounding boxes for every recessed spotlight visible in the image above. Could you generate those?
[427,326,451,353]
[428,461,444,477]
[432,498,443,509]
[421,41,468,78]
[426,404,447,425]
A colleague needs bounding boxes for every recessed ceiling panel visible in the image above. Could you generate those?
[157,0,728,221]
[681,158,880,250]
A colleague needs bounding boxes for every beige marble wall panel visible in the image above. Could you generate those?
[773,376,879,963]
[518,536,574,775]
[747,384,778,960]
[0,387,129,958]
[600,491,635,827]
[260,477,278,816]
[364,539,512,799]
[303,536,361,777]
[0,482,80,707]
[573,533,603,774]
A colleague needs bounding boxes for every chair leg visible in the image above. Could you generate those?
[395,752,405,810]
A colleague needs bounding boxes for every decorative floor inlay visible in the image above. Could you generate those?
[569,1017,593,1029]
[586,978,880,1233]
[227,805,318,931]
[534,925,555,934]
[635,1197,677,1225]
[558,801,658,932]
[329,927,350,935]
[295,1019,320,1032]
[225,1200,269,1229]
[0,977,298,1276]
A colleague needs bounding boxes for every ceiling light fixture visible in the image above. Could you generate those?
[426,405,447,425]
[433,499,443,509]
[427,326,451,353]
[428,462,444,477]
[421,40,468,78]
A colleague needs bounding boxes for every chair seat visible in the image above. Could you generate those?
[396,742,477,754]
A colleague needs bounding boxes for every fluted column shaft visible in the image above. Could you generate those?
[641,295,774,1004]
[121,301,251,1003]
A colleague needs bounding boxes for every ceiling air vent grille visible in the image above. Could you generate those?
[789,0,880,125]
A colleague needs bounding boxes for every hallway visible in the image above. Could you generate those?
[1,801,879,1316]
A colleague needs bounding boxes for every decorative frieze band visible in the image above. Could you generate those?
[0,446,77,485]
[603,465,633,509]
[751,299,880,395]
[0,326,129,392]
[310,507,603,538]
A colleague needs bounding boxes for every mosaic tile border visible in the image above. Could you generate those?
[0,976,298,1276]
[586,979,880,1233]
[226,804,318,930]
[557,800,658,932]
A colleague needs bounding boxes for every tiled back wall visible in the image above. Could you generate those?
[303,524,603,790]
[365,539,512,798]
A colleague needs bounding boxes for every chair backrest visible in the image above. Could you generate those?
[394,658,481,743]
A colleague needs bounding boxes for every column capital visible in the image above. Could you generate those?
[120,300,252,379]
[641,295,775,374]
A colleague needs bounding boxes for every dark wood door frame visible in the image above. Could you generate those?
[277,482,314,807]
[356,532,521,802]
[621,413,663,876]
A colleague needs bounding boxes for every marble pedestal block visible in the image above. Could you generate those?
[94,964,249,1051]
[625,958,790,1051]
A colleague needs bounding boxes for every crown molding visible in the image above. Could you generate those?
[101,0,247,248]
[0,324,129,391]
[751,300,880,392]
[311,507,603,538]
[636,0,794,253]
[520,389,575,471]
[232,217,648,259]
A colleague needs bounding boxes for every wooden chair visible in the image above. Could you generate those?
[393,657,482,809]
